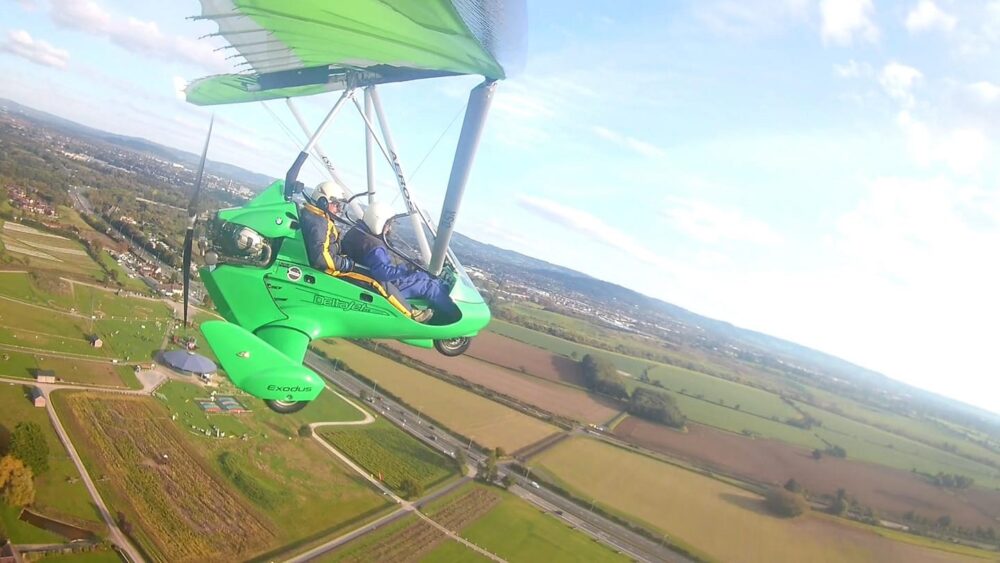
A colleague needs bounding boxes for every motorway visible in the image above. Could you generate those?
[304,351,692,563]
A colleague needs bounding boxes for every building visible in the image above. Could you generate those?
[0,539,22,563]
[88,335,103,348]
[33,369,55,384]
[30,386,45,408]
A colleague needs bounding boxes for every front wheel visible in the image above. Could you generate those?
[264,399,308,414]
[434,337,471,357]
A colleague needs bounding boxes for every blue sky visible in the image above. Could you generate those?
[2,0,999,414]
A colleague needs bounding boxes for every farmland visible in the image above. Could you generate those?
[533,437,983,563]
[325,486,501,562]
[384,340,622,425]
[0,220,102,279]
[0,272,175,386]
[467,330,585,387]
[55,392,275,562]
[0,383,104,537]
[312,339,558,453]
[319,417,459,495]
[487,315,1000,490]
[435,483,630,563]
[615,416,1000,530]
[156,380,391,552]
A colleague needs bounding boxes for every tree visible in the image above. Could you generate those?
[0,455,35,506]
[297,425,313,438]
[812,449,823,460]
[765,487,807,518]
[501,474,515,489]
[937,515,952,529]
[784,478,802,493]
[829,489,848,516]
[481,450,499,483]
[628,388,685,428]
[10,422,49,475]
[455,449,467,469]
[400,476,423,499]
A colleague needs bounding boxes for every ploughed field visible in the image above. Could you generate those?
[466,330,586,387]
[383,339,621,425]
[615,416,1000,530]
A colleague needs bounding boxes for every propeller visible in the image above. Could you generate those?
[182,116,214,326]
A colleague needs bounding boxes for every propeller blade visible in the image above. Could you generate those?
[183,116,214,326]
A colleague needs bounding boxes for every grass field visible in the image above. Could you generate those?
[156,380,392,553]
[430,482,629,563]
[313,340,558,453]
[37,549,123,563]
[533,437,984,563]
[319,417,458,496]
[0,383,105,532]
[0,221,102,278]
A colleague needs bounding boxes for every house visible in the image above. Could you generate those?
[30,386,45,408]
[0,539,22,563]
[88,335,103,348]
[33,369,56,384]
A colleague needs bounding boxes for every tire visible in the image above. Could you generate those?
[264,399,308,414]
[434,337,471,357]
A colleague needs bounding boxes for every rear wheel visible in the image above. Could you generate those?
[434,337,471,357]
[264,399,308,414]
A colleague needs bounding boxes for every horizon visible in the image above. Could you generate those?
[2,1,999,415]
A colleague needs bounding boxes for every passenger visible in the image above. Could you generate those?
[342,202,460,324]
[300,183,432,323]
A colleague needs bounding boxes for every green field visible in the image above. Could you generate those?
[313,339,558,453]
[0,383,105,535]
[533,437,986,563]
[433,482,629,563]
[319,417,458,496]
[37,549,123,563]
[0,220,102,278]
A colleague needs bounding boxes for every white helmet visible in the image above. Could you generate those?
[314,181,348,203]
[363,201,392,235]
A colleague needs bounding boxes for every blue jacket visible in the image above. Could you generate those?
[299,203,354,273]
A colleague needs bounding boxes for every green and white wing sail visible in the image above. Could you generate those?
[187,0,520,106]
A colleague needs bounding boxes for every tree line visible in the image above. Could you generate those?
[580,354,686,429]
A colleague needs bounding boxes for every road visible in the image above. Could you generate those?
[26,382,145,563]
[304,351,692,563]
[286,383,505,563]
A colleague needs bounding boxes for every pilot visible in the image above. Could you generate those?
[342,202,460,324]
[300,182,433,323]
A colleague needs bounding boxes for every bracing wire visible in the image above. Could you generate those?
[259,101,329,180]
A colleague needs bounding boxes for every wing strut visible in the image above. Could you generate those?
[429,79,497,275]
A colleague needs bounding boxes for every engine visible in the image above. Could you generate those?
[202,218,272,267]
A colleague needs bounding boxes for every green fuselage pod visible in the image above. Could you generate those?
[199,182,491,401]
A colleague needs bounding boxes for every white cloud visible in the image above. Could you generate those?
[661,197,783,246]
[516,195,674,269]
[968,81,1000,103]
[833,59,872,79]
[878,62,922,107]
[1,29,70,69]
[48,0,228,73]
[697,0,811,38]
[905,0,957,33]
[897,111,991,175]
[820,0,879,45]
[592,126,666,159]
